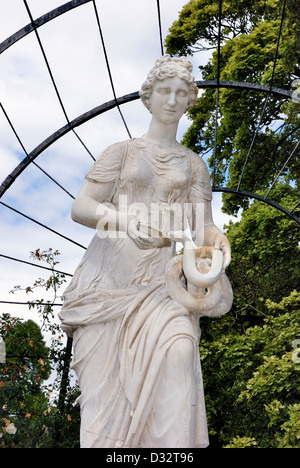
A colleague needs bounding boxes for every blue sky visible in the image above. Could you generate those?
[0,0,239,326]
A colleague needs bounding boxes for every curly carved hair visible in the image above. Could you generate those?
[140,55,199,113]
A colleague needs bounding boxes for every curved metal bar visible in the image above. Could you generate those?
[0,91,139,198]
[92,0,132,138]
[0,301,63,307]
[213,186,300,225]
[0,200,87,249]
[0,84,296,224]
[0,254,73,277]
[0,1,293,105]
[0,81,292,199]
[195,80,292,99]
[0,0,93,55]
[156,0,164,56]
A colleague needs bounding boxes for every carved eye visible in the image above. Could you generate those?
[177,90,188,98]
[157,87,169,95]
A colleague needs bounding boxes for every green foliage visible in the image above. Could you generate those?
[167,6,300,445]
[0,249,80,448]
[223,436,258,448]
[225,185,300,312]
[198,190,300,448]
[200,291,299,448]
[166,0,300,215]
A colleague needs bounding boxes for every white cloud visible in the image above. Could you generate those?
[0,0,30,44]
[0,146,21,182]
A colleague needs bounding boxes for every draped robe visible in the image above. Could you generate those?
[59,138,214,448]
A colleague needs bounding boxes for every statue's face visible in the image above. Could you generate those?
[150,77,190,125]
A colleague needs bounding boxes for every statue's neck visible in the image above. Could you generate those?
[143,117,179,148]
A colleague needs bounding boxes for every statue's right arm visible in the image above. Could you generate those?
[71,178,122,230]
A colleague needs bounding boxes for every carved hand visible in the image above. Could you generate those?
[203,225,231,269]
[127,215,171,250]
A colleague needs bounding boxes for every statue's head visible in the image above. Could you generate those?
[140,55,199,114]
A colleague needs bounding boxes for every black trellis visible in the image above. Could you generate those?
[1,0,298,222]
[0,0,299,436]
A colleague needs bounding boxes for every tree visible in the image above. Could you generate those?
[198,190,300,448]
[225,184,299,316]
[0,249,80,448]
[199,290,300,448]
[165,0,300,215]
[165,4,299,446]
[0,315,52,447]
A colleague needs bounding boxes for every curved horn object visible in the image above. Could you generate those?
[183,244,224,288]
[168,222,223,289]
[166,251,233,317]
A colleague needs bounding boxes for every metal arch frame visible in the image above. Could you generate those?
[213,187,299,222]
[0,81,298,224]
[0,0,298,225]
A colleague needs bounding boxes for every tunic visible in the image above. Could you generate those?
[59,137,212,448]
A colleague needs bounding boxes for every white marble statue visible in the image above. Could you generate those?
[59,55,233,448]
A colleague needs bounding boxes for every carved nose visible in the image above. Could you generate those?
[167,93,176,107]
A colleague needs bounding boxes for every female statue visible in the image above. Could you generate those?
[59,55,232,448]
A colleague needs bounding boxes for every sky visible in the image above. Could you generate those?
[0,0,240,329]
